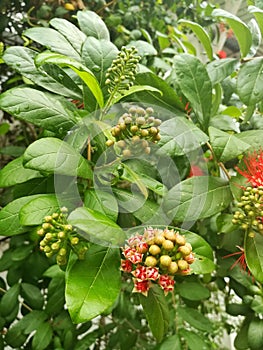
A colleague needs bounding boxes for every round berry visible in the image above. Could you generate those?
[160,255,172,267]
[168,261,178,274]
[178,260,189,271]
[149,244,161,255]
[145,256,158,267]
[162,240,174,251]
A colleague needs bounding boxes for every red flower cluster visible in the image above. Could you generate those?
[236,150,263,187]
[121,228,195,296]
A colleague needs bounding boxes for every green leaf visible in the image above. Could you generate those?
[2,46,82,99]
[158,117,209,157]
[77,10,110,41]
[177,282,210,301]
[0,87,78,135]
[0,283,20,317]
[245,232,263,283]
[19,195,59,226]
[134,72,184,111]
[249,5,263,37]
[208,126,250,162]
[0,156,43,188]
[158,335,181,350]
[50,18,87,54]
[122,163,148,198]
[35,51,104,108]
[84,189,118,222]
[112,85,162,105]
[234,318,250,350]
[183,230,214,260]
[32,322,53,350]
[212,9,252,58]
[179,329,210,350]
[4,321,28,348]
[13,310,48,334]
[0,195,40,236]
[206,58,238,86]
[81,37,118,84]
[66,245,121,323]
[163,176,232,222]
[139,284,169,343]
[21,283,44,309]
[173,54,212,130]
[24,27,80,60]
[248,317,263,349]
[68,207,126,246]
[23,137,92,179]
[236,130,263,149]
[190,254,215,274]
[128,40,157,56]
[178,306,213,332]
[178,20,213,60]
[237,57,263,106]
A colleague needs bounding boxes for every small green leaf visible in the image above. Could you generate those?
[21,283,44,309]
[208,126,250,162]
[158,334,181,350]
[212,9,252,58]
[178,20,213,60]
[4,321,28,348]
[158,117,209,157]
[173,54,212,130]
[128,40,157,56]
[177,282,210,301]
[236,130,263,149]
[249,5,263,37]
[122,163,148,198]
[77,10,110,41]
[66,245,121,323]
[237,57,263,106]
[84,189,118,222]
[248,317,263,349]
[245,232,263,283]
[178,306,213,332]
[23,137,92,179]
[19,195,59,226]
[32,322,53,350]
[35,52,104,108]
[234,318,250,350]
[179,329,210,350]
[206,58,238,86]
[112,85,162,105]
[190,254,215,274]
[0,156,43,188]
[163,176,232,222]
[0,283,20,317]
[68,207,126,246]
[139,284,170,343]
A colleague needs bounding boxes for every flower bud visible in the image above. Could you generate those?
[145,256,158,267]
[160,255,172,267]
[106,139,114,147]
[175,234,186,246]
[168,261,178,274]
[71,237,79,245]
[162,240,174,251]
[178,245,192,256]
[149,244,161,255]
[178,259,189,271]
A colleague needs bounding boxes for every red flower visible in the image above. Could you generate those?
[132,265,148,280]
[236,150,263,187]
[133,279,150,296]
[158,274,175,295]
[188,165,204,177]
[120,259,133,273]
[223,246,249,273]
[217,50,227,59]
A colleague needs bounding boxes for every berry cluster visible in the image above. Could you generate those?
[37,207,88,266]
[106,106,161,157]
[121,227,195,296]
[105,46,140,95]
[232,186,263,237]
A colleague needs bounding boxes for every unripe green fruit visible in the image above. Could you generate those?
[44,246,51,253]
[117,140,126,148]
[168,261,178,274]
[145,256,157,267]
[141,129,149,137]
[45,233,53,241]
[71,237,79,245]
[119,123,126,130]
[44,215,53,222]
[64,224,73,231]
[162,240,174,251]
[51,242,60,251]
[106,139,114,147]
[164,230,176,241]
[150,127,158,135]
[149,244,161,255]
[178,259,189,271]
[175,234,186,246]
[46,252,54,258]
[122,149,132,157]
[146,107,154,114]
[57,231,66,239]
[124,116,132,124]
[154,233,165,245]
[154,134,161,141]
[136,116,145,125]
[130,125,138,133]
[160,255,172,267]
[154,118,162,126]
[42,223,52,230]
[132,135,140,144]
[178,245,191,256]
[59,248,67,256]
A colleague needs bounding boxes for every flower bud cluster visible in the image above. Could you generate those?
[121,227,195,296]
[37,207,88,266]
[105,46,140,94]
[232,186,263,236]
[106,106,161,157]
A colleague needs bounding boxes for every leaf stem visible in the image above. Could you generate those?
[206,142,231,180]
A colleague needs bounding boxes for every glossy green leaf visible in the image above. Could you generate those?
[134,72,184,111]
[158,334,181,350]
[177,282,210,301]
[206,58,238,86]
[77,10,110,40]
[84,189,118,222]
[0,87,78,135]
[237,57,263,106]
[183,230,214,260]
[32,322,53,350]
[212,9,252,58]
[139,284,169,343]
[35,52,104,107]
[208,126,250,162]
[248,317,263,349]
[163,176,232,222]
[50,18,87,54]
[0,195,40,236]
[122,163,148,198]
[111,85,162,105]
[245,232,263,283]
[24,27,80,60]
[81,37,118,84]
[0,156,43,188]
[23,137,92,179]
[234,318,250,350]
[2,46,82,99]
[236,130,263,149]
[178,306,213,332]
[0,283,20,317]
[19,195,59,226]
[178,20,213,60]
[190,254,215,274]
[158,117,209,157]
[4,321,28,348]
[68,207,126,246]
[247,18,262,58]
[66,245,121,323]
[249,5,263,36]
[18,311,49,334]
[21,283,44,309]
[173,54,212,130]
[179,329,210,350]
